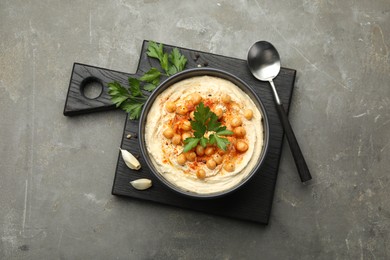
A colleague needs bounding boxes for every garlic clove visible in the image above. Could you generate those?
[130,178,152,190]
[119,148,141,170]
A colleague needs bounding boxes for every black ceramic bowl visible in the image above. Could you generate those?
[139,68,269,199]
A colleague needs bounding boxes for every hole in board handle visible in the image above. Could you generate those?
[80,77,104,100]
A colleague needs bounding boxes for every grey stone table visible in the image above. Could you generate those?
[1,1,389,259]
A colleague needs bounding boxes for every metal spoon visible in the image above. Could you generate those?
[247,41,312,182]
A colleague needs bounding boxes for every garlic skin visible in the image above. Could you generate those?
[119,148,141,170]
[130,178,152,190]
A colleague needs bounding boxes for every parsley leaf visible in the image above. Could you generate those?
[168,48,187,75]
[216,127,233,136]
[191,120,206,138]
[108,80,146,119]
[208,134,216,145]
[207,113,221,131]
[140,68,161,83]
[183,102,233,152]
[199,137,208,147]
[183,137,200,153]
[146,42,169,74]
[193,102,211,125]
[143,83,157,91]
[128,78,143,97]
[161,53,169,74]
[209,134,231,151]
[167,65,177,76]
[146,41,164,61]
[108,82,131,107]
[121,101,144,120]
[147,42,187,76]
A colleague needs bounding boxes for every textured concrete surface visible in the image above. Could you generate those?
[1,0,389,259]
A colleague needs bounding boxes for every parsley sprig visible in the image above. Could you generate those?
[183,102,234,152]
[108,41,187,119]
[147,42,187,76]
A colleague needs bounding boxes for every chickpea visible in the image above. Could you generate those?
[176,105,188,115]
[231,117,242,127]
[204,147,214,156]
[172,134,181,145]
[190,111,195,120]
[212,154,223,165]
[218,149,227,155]
[177,154,186,165]
[236,141,248,152]
[181,120,192,131]
[185,151,197,162]
[186,100,195,112]
[244,109,253,120]
[182,132,192,141]
[223,162,235,172]
[163,128,174,139]
[196,145,205,156]
[221,94,231,103]
[206,159,217,170]
[165,101,176,113]
[191,93,202,105]
[233,126,246,137]
[214,108,223,119]
[196,169,206,179]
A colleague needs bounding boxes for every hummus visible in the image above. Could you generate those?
[145,75,264,195]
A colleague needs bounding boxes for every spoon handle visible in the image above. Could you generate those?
[275,103,312,182]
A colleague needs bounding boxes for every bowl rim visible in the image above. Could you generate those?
[138,67,270,199]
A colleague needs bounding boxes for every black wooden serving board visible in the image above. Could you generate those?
[64,40,296,224]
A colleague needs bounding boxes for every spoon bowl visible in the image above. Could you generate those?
[248,41,281,81]
[247,41,312,183]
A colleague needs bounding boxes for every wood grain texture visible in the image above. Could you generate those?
[63,40,296,224]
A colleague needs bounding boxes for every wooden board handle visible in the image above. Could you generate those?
[63,63,137,116]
